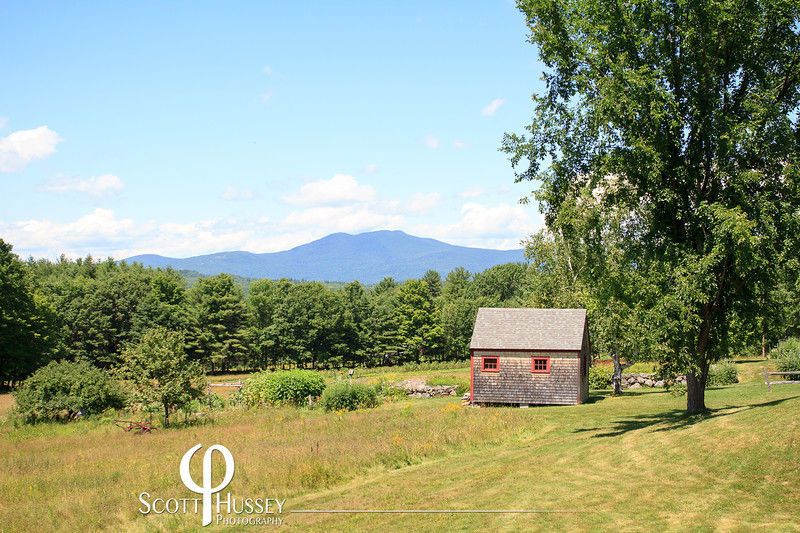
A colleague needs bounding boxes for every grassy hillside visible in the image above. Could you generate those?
[1,360,798,532]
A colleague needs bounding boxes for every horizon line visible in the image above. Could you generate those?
[120,229,526,260]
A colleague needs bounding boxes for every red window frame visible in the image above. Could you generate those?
[481,356,500,372]
[531,356,551,374]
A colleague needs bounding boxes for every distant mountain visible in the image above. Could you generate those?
[124,230,526,283]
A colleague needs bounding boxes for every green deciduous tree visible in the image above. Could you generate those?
[247,278,287,369]
[119,327,206,426]
[505,0,800,413]
[340,281,373,366]
[472,263,529,305]
[0,240,56,385]
[395,279,444,362]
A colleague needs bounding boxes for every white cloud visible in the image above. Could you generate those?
[406,192,441,214]
[460,186,486,198]
[413,202,540,249]
[423,134,440,149]
[0,208,142,257]
[262,65,286,79]
[481,98,506,117]
[277,173,418,237]
[39,174,124,197]
[0,200,538,259]
[452,139,467,150]
[2,164,538,258]
[283,174,377,206]
[0,117,7,129]
[0,126,62,172]
[365,163,379,174]
[456,202,534,235]
[222,186,255,201]
[282,204,403,234]
[0,209,300,259]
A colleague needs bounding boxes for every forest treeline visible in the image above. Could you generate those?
[2,234,798,387]
[0,238,529,385]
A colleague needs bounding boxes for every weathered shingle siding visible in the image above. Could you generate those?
[472,350,580,405]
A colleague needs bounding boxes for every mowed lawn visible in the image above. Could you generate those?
[1,362,799,532]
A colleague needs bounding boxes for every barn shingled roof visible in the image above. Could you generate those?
[469,307,587,351]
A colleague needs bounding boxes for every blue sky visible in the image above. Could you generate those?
[0,1,546,259]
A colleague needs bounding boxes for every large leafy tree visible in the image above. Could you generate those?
[505,0,800,412]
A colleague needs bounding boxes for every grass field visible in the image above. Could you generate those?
[1,359,799,532]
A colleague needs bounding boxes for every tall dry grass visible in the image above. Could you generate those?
[0,399,525,532]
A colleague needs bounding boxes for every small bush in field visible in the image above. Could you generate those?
[376,382,408,402]
[239,370,326,407]
[202,391,226,410]
[588,365,613,390]
[708,360,738,386]
[769,337,800,360]
[772,338,800,380]
[14,360,126,423]
[319,382,380,411]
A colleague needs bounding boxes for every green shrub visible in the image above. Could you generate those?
[238,370,326,407]
[13,360,126,423]
[319,382,380,411]
[708,360,738,386]
[769,337,800,360]
[625,361,657,374]
[773,338,800,380]
[202,391,226,410]
[588,365,613,390]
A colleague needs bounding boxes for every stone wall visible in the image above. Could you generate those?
[622,373,686,388]
[396,379,458,398]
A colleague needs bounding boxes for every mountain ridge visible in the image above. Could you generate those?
[124,230,526,283]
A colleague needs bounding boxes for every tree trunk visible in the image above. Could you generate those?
[163,403,170,427]
[686,372,707,414]
[762,333,767,359]
[612,353,623,395]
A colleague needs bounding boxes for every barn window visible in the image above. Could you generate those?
[481,357,499,372]
[531,357,550,373]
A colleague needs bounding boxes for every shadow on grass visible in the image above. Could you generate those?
[576,395,800,438]
[583,394,607,404]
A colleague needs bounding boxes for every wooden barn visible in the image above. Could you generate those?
[469,308,590,406]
